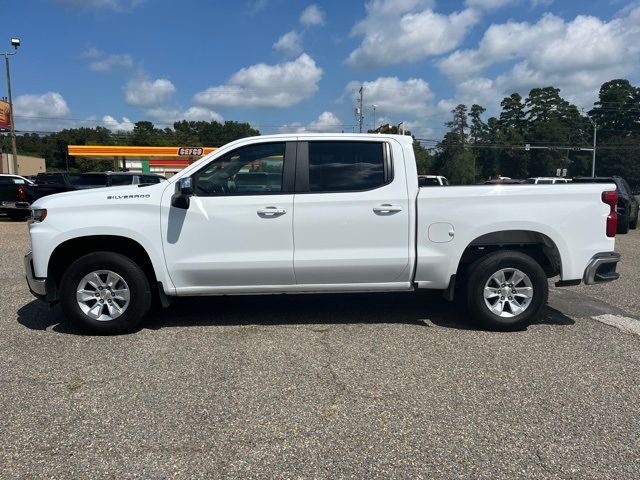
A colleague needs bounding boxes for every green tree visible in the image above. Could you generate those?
[436,105,476,184]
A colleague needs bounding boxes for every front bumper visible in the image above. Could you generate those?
[583,252,621,285]
[24,251,47,300]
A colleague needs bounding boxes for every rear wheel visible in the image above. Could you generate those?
[60,252,152,334]
[466,250,548,331]
[630,211,638,230]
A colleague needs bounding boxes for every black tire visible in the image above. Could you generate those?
[617,215,630,234]
[60,252,152,334]
[465,250,548,331]
[630,212,638,230]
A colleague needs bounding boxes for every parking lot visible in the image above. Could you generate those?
[1,218,639,479]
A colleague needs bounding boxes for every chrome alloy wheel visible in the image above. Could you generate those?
[76,270,130,321]
[483,268,534,318]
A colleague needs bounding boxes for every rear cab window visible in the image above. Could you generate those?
[305,141,388,193]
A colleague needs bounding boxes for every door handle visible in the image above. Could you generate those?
[257,206,287,216]
[373,204,403,214]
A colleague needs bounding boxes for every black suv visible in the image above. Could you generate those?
[67,172,166,188]
[573,176,639,234]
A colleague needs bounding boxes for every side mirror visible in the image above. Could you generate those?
[179,177,194,195]
[171,177,194,209]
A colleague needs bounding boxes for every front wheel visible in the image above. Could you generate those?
[466,250,548,331]
[60,252,152,334]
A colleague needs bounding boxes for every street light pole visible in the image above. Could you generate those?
[590,119,597,178]
[2,38,20,175]
[372,104,377,132]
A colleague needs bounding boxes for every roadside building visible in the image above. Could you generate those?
[0,153,46,175]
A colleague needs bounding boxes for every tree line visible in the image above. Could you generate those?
[0,120,260,172]
[427,79,640,188]
[1,79,638,188]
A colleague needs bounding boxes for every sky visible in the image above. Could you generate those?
[3,0,640,140]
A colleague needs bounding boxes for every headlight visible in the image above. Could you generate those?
[30,208,47,222]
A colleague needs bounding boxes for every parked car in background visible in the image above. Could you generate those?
[573,176,638,233]
[418,175,449,186]
[484,178,525,185]
[26,133,621,334]
[524,177,571,184]
[0,174,33,220]
[88,172,167,186]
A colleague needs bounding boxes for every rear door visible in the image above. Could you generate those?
[292,139,411,285]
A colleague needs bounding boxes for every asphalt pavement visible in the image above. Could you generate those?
[1,217,639,479]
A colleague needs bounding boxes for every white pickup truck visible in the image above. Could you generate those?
[25,134,621,334]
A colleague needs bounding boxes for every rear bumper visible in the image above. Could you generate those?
[1,200,30,211]
[583,252,621,285]
[24,251,47,300]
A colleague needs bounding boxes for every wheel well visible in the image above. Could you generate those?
[48,235,158,300]
[457,230,562,279]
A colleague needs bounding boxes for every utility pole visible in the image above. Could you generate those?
[358,85,364,133]
[590,119,597,177]
[3,38,20,175]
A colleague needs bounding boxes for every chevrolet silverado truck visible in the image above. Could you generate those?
[24,134,621,334]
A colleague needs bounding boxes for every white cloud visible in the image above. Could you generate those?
[273,31,303,57]
[279,112,343,133]
[401,120,434,138]
[124,77,176,107]
[346,0,479,68]
[300,4,325,26]
[193,54,323,108]
[145,106,223,124]
[345,77,434,117]
[465,0,513,8]
[12,92,71,131]
[54,0,143,11]
[84,48,133,72]
[464,0,553,10]
[438,7,640,108]
[248,0,268,14]
[102,115,134,132]
[14,92,71,119]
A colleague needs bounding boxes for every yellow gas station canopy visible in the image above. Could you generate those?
[68,145,217,157]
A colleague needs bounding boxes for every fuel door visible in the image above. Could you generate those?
[428,222,455,243]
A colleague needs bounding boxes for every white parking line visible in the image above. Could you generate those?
[592,314,640,336]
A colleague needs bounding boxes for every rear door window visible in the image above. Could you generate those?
[307,141,386,192]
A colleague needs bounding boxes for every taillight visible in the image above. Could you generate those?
[602,190,618,238]
[17,184,26,200]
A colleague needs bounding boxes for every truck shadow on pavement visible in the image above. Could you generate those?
[17,291,574,335]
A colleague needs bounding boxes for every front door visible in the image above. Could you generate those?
[293,140,411,286]
[161,141,296,293]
